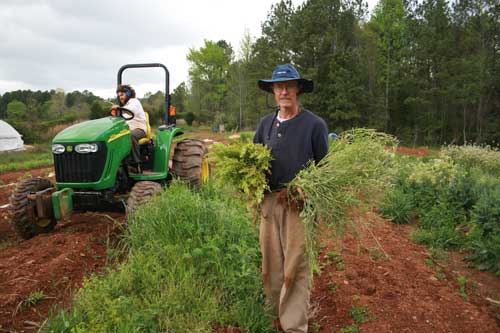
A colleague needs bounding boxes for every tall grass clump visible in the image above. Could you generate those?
[288,128,398,264]
[43,182,272,332]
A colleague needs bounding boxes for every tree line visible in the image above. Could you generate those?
[0,89,168,143]
[181,0,499,145]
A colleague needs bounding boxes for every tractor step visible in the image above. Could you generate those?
[130,170,161,176]
[129,170,167,181]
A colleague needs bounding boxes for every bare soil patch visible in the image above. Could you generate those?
[312,211,499,332]
[0,168,123,331]
[396,146,432,157]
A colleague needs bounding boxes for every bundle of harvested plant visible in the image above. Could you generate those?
[288,128,398,264]
[210,141,273,205]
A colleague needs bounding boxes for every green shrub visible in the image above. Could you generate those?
[380,187,414,224]
[43,183,272,332]
[466,176,500,273]
[414,203,467,249]
[184,111,195,126]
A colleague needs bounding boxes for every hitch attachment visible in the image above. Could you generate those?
[52,188,74,220]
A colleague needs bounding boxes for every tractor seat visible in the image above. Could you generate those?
[138,112,154,145]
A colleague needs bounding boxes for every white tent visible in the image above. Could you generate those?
[0,120,24,152]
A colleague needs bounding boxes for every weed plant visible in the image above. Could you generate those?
[43,182,272,332]
[288,128,398,267]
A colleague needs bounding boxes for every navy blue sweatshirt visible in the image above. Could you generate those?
[253,109,329,191]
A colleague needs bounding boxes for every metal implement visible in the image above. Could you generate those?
[52,188,74,220]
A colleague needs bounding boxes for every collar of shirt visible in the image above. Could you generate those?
[276,114,287,122]
[277,109,301,123]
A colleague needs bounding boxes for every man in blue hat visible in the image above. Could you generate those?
[253,64,328,332]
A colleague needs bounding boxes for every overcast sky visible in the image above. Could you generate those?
[0,0,378,99]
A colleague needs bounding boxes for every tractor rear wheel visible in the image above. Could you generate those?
[126,181,162,217]
[172,139,210,187]
[9,177,56,240]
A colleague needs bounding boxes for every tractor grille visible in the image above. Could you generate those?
[54,142,107,183]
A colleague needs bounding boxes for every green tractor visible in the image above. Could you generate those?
[9,63,210,239]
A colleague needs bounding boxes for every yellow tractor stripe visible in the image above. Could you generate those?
[108,129,131,143]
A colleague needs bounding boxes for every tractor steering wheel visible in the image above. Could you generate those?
[114,107,135,121]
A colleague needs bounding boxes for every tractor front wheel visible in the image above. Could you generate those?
[9,177,56,240]
[172,139,210,187]
[126,181,162,218]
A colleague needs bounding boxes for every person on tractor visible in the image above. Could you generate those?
[112,84,147,173]
[253,64,329,333]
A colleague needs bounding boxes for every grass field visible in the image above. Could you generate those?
[0,144,52,174]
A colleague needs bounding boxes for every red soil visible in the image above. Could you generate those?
[0,168,123,331]
[311,211,499,332]
[396,146,432,157]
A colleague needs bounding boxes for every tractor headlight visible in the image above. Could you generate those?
[75,143,99,154]
[52,144,65,154]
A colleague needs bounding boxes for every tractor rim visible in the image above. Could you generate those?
[33,206,52,227]
[36,218,52,228]
[201,156,209,183]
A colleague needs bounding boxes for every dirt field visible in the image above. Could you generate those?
[0,168,123,331]
[311,211,500,332]
[0,145,498,332]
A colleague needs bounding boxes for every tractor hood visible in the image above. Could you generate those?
[53,117,129,143]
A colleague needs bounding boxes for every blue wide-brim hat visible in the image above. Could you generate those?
[258,63,313,93]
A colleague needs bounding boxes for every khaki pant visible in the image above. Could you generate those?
[260,192,310,333]
[131,128,146,164]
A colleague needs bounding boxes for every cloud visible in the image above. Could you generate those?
[0,0,199,96]
[0,0,378,98]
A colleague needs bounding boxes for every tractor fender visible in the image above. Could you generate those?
[152,126,183,173]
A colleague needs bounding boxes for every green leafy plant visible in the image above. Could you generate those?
[435,267,446,280]
[350,306,375,324]
[210,141,273,205]
[457,275,469,301]
[23,290,46,308]
[327,281,339,294]
[340,324,360,332]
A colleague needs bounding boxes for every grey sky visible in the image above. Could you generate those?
[0,0,378,99]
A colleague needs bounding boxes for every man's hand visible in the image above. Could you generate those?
[110,105,118,116]
[276,187,305,211]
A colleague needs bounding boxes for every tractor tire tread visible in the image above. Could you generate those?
[9,177,55,240]
[126,181,162,218]
[172,139,209,187]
